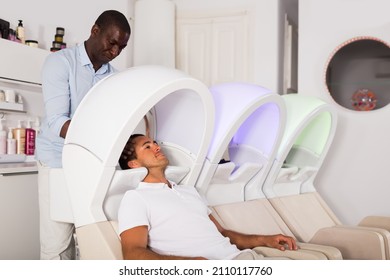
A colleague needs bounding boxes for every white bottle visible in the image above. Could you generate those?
[0,120,6,154]
[16,20,25,44]
[32,116,40,134]
[7,127,16,154]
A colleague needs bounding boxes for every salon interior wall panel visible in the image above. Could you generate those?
[176,21,211,85]
[133,0,175,68]
[176,12,250,86]
[298,0,390,225]
[173,0,296,93]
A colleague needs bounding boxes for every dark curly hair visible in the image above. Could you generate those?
[118,134,144,170]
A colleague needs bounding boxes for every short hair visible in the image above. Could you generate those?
[95,10,131,35]
[119,134,144,170]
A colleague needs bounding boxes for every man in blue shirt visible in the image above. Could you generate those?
[36,10,131,260]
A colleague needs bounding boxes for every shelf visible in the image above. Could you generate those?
[0,38,49,85]
[0,154,26,164]
[0,159,38,175]
[0,101,25,113]
[0,76,42,88]
[327,79,390,87]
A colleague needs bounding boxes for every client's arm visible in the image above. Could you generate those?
[120,225,206,260]
[209,215,298,251]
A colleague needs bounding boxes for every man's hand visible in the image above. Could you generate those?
[60,120,71,138]
[262,234,298,251]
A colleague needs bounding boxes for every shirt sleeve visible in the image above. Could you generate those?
[41,53,72,137]
[118,191,150,235]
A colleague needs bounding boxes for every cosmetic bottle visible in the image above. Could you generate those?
[0,120,6,154]
[8,28,16,41]
[25,120,36,155]
[16,20,25,44]
[13,120,26,154]
[0,90,5,102]
[6,128,16,155]
[33,116,40,134]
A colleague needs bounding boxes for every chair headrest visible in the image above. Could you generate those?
[211,161,263,184]
[107,167,148,196]
[104,165,190,221]
[107,165,190,195]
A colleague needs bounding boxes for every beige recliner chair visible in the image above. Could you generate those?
[262,94,390,259]
[211,199,342,259]
[196,82,343,259]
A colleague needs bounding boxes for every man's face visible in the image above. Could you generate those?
[90,24,130,65]
[129,135,169,169]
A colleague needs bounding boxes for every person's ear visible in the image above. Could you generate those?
[91,24,100,37]
[128,160,140,169]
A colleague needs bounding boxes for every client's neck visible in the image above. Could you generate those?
[142,167,170,187]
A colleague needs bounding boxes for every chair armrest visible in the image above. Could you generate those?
[310,226,386,259]
[355,224,390,259]
[358,216,390,232]
[252,246,327,260]
[296,242,342,259]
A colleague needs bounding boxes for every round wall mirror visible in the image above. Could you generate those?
[325,37,390,111]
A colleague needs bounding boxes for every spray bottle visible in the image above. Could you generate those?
[7,127,16,154]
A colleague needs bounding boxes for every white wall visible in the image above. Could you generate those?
[299,0,390,225]
[1,0,297,91]
[0,0,135,70]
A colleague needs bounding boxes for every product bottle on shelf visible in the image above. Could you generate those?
[6,127,16,155]
[33,116,40,134]
[8,29,16,41]
[16,20,25,44]
[13,120,26,154]
[25,119,36,155]
[0,119,6,154]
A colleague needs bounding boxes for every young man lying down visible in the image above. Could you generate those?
[118,134,297,260]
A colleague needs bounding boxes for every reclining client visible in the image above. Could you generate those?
[117,134,298,260]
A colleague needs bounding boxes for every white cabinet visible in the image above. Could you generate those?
[0,168,39,259]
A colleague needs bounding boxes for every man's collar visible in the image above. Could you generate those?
[78,42,92,67]
[137,181,177,189]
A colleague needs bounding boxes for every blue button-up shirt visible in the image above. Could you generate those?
[35,43,116,167]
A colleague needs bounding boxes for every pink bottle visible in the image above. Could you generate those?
[25,120,36,155]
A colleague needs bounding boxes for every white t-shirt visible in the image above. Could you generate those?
[118,181,242,260]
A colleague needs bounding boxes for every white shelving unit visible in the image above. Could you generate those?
[0,38,49,259]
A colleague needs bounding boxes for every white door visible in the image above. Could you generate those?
[176,12,250,86]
